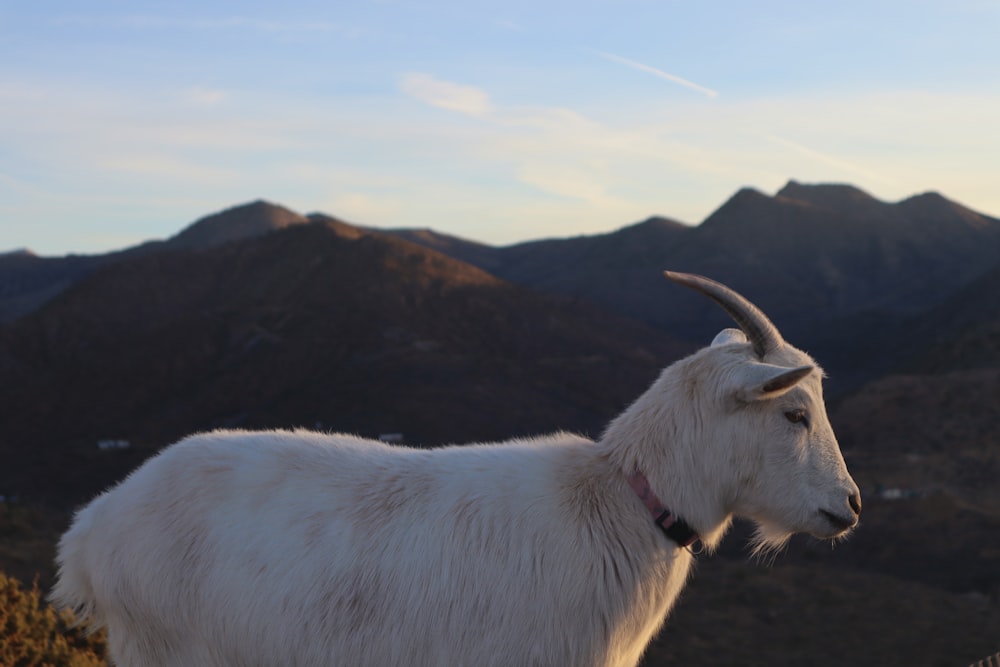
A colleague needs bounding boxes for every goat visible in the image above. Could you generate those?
[52,271,861,667]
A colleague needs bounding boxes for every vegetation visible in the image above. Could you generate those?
[0,570,106,667]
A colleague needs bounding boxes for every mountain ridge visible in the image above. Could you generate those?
[4,181,999,395]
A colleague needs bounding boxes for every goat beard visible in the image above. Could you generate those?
[748,521,793,563]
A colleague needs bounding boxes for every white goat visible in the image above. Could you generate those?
[52,271,861,667]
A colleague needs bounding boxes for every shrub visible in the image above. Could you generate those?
[0,570,107,667]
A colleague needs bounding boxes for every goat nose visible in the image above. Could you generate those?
[848,492,862,516]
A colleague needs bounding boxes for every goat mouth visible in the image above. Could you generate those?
[819,509,857,533]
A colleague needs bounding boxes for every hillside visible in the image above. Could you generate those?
[830,263,1000,514]
[7,184,1000,396]
[0,219,687,509]
[0,200,312,324]
[390,181,1000,394]
[397,182,1000,332]
[903,261,1000,373]
[0,252,104,323]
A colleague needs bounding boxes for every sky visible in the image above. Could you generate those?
[2,0,999,255]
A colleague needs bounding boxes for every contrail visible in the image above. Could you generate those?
[595,51,719,98]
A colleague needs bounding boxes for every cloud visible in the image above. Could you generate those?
[400,73,493,116]
[595,51,719,98]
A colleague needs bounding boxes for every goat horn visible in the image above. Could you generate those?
[664,271,783,359]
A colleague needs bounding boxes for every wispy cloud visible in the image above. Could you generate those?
[400,73,493,116]
[595,51,719,98]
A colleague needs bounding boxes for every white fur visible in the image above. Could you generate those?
[53,331,859,667]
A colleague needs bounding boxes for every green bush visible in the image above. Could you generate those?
[0,570,107,667]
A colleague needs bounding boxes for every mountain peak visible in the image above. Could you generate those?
[897,191,998,230]
[731,186,770,203]
[698,186,777,231]
[627,216,689,232]
[776,180,881,210]
[0,248,35,258]
[607,216,689,247]
[169,200,310,250]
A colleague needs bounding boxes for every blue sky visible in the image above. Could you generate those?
[2,1,999,255]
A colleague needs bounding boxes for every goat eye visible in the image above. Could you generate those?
[784,409,809,427]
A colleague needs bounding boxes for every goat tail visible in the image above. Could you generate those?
[50,496,106,631]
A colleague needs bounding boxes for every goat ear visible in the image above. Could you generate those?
[735,363,815,401]
[712,328,748,347]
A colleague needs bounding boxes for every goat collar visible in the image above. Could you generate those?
[626,471,700,548]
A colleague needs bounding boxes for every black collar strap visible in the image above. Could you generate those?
[626,470,700,548]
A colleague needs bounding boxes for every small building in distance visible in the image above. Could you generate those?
[97,439,131,451]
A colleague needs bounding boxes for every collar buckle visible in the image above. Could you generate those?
[627,471,700,549]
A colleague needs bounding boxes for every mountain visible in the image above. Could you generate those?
[393,181,1000,393]
[167,200,310,249]
[8,183,999,348]
[0,201,313,323]
[0,219,687,507]
[902,261,1000,373]
[480,181,1000,334]
[0,251,105,323]
[693,182,1000,317]
[379,226,504,273]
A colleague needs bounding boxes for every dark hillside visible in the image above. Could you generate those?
[0,200,316,324]
[396,181,1000,395]
[0,252,104,323]
[0,220,688,509]
[379,225,505,273]
[507,181,1000,337]
[902,261,1000,373]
